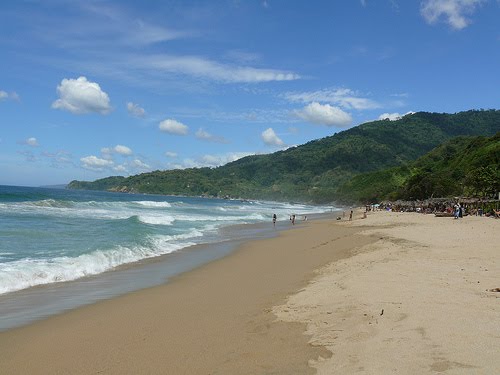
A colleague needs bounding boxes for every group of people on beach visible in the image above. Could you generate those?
[272,213,308,227]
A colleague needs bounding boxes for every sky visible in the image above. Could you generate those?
[1,0,499,186]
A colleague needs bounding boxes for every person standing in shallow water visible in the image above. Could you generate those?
[272,213,277,227]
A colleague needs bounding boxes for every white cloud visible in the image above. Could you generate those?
[52,76,112,114]
[81,155,114,170]
[159,119,189,135]
[41,150,73,166]
[378,111,416,121]
[100,147,113,160]
[421,0,485,30]
[25,137,39,147]
[126,102,146,117]
[114,144,133,156]
[195,128,228,143]
[261,128,285,147]
[284,88,380,110]
[0,90,20,101]
[143,54,300,83]
[101,145,133,158]
[164,151,178,158]
[113,165,128,173]
[173,152,254,169]
[295,102,352,127]
[131,159,151,171]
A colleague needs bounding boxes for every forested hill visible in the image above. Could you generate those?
[68,110,500,203]
[335,132,500,203]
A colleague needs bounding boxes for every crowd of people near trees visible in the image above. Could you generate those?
[374,198,500,218]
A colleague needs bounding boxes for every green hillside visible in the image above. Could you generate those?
[337,132,500,203]
[68,110,500,203]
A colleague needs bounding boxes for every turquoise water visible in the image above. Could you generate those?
[0,185,331,296]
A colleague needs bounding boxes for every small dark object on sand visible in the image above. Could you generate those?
[380,309,384,316]
[489,288,500,292]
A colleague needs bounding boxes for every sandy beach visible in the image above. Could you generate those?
[275,211,500,374]
[1,211,498,374]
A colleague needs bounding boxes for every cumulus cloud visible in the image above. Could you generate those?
[131,159,151,171]
[164,151,178,158]
[126,102,146,117]
[52,76,112,114]
[421,0,485,30]
[171,152,254,169]
[195,128,228,143]
[284,88,380,110]
[101,145,133,158]
[261,128,285,147]
[295,102,352,127]
[159,119,189,135]
[81,155,114,170]
[23,137,39,147]
[100,147,113,160]
[0,90,20,101]
[110,159,151,174]
[378,111,416,121]
[114,144,133,156]
[113,165,128,173]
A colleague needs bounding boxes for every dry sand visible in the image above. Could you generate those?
[0,216,374,374]
[274,211,500,374]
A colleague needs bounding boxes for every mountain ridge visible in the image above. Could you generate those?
[68,109,500,203]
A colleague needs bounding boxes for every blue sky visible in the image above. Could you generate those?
[1,0,499,186]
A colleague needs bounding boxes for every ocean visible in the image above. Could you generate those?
[0,185,333,329]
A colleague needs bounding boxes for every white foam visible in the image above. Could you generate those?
[137,215,175,226]
[0,235,199,295]
[133,201,172,208]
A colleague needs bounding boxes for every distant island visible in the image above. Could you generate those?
[68,110,500,205]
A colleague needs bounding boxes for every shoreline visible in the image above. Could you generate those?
[0,212,332,332]
[2,211,497,373]
[0,212,369,374]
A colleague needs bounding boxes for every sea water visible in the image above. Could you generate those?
[0,185,333,329]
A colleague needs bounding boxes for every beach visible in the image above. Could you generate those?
[1,211,499,374]
[275,211,500,374]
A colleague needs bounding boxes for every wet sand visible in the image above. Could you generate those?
[0,214,373,374]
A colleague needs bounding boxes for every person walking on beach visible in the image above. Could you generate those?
[272,213,277,227]
[349,210,353,221]
[291,214,296,225]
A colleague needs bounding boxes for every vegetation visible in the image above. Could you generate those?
[68,110,500,204]
[336,133,500,203]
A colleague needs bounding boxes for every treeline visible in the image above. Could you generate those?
[68,110,500,204]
